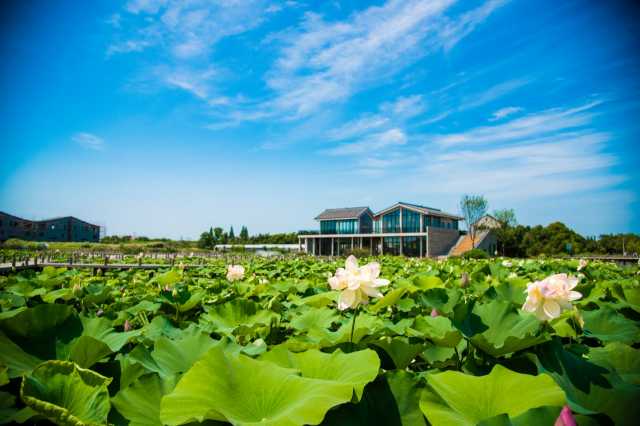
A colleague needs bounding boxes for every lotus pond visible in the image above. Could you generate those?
[0,256,638,425]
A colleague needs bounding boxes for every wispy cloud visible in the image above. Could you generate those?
[458,77,530,111]
[323,128,407,156]
[266,0,506,118]
[434,100,602,146]
[490,106,523,121]
[72,133,105,151]
[409,100,623,201]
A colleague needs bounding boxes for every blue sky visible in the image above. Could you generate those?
[1,0,639,239]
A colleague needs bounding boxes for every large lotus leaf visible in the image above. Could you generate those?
[42,288,73,303]
[298,291,337,308]
[82,283,111,305]
[112,373,172,426]
[413,274,445,291]
[588,342,640,385]
[582,306,640,344]
[80,316,140,352]
[259,347,380,400]
[202,299,278,336]
[470,300,546,357]
[476,406,562,426]
[155,270,182,287]
[20,360,112,426]
[306,313,384,347]
[372,337,424,369]
[0,304,73,338]
[289,307,339,332]
[370,288,408,312]
[177,290,204,312]
[0,331,41,378]
[125,300,162,316]
[409,316,462,347]
[386,370,426,426]
[532,339,639,426]
[419,365,565,426]
[160,346,354,426]
[65,336,113,368]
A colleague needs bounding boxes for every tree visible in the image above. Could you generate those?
[493,209,517,256]
[213,227,224,243]
[239,226,249,241]
[460,195,488,249]
[229,226,235,241]
[197,227,215,249]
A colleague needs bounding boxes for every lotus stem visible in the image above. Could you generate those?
[349,306,359,352]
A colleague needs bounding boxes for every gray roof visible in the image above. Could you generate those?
[315,207,371,221]
[375,202,463,220]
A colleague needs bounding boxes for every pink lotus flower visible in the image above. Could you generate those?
[124,320,131,332]
[430,308,439,317]
[226,264,245,281]
[554,406,576,426]
[522,273,582,321]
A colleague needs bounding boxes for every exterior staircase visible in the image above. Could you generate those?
[448,229,491,256]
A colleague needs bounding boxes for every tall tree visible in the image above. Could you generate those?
[229,226,235,241]
[493,209,517,255]
[460,195,488,249]
[239,226,249,241]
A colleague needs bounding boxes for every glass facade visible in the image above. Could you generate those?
[402,209,420,232]
[382,210,400,233]
[360,214,373,234]
[402,237,420,256]
[383,237,400,255]
[320,219,358,234]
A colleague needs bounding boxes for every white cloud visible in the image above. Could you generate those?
[328,115,389,141]
[458,77,530,111]
[434,100,602,146]
[324,128,407,156]
[490,106,523,121]
[380,95,426,119]
[72,133,105,151]
[267,0,506,117]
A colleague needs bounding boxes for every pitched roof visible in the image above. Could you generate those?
[374,202,463,220]
[315,207,371,221]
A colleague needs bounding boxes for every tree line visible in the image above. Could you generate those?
[197,226,317,248]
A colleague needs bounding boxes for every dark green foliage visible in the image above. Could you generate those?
[462,248,490,259]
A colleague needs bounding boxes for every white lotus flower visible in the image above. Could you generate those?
[226,264,245,282]
[522,273,582,321]
[577,259,588,271]
[328,255,390,311]
[502,260,512,267]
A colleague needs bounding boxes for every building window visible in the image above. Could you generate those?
[320,219,357,234]
[359,214,373,234]
[402,209,420,232]
[382,210,400,233]
[383,237,400,255]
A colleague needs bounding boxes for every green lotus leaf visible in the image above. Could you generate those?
[470,300,546,357]
[589,342,640,385]
[476,406,562,426]
[160,346,354,426]
[129,330,218,381]
[202,299,278,336]
[112,373,172,426]
[125,300,162,316]
[370,288,407,312]
[413,274,445,291]
[65,336,113,368]
[155,270,182,287]
[387,370,426,426]
[0,304,73,338]
[20,360,112,426]
[79,316,140,352]
[259,347,380,400]
[419,364,565,426]
[289,307,338,332]
[372,337,424,369]
[409,316,462,347]
[0,331,41,378]
[582,306,640,344]
[42,288,73,303]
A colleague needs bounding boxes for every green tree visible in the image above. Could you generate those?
[460,195,488,248]
[493,209,517,256]
[213,227,224,243]
[239,226,249,242]
[229,226,235,242]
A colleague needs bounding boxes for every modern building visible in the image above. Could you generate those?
[0,211,101,242]
[298,202,465,257]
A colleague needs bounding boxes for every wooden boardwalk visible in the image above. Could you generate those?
[0,262,206,274]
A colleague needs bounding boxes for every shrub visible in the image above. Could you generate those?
[462,248,490,259]
[343,248,370,258]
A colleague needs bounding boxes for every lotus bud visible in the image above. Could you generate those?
[554,405,576,426]
[172,288,179,298]
[96,309,104,317]
[72,283,83,296]
[460,273,470,288]
[577,259,588,271]
[178,261,185,271]
[164,285,171,292]
[124,320,131,332]
[430,308,439,317]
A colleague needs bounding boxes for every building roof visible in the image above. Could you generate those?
[374,202,463,220]
[0,211,99,228]
[315,207,372,221]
